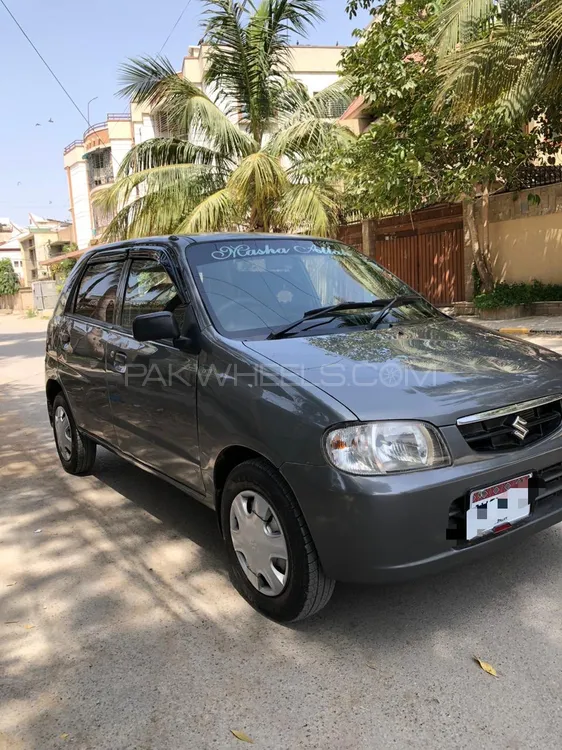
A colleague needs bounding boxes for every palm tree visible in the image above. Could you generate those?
[433,0,562,120]
[97,0,354,240]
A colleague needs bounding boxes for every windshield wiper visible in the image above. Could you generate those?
[267,300,392,340]
[368,295,421,330]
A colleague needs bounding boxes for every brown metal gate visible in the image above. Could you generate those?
[338,204,465,306]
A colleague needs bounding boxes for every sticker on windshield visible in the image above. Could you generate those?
[211,243,351,261]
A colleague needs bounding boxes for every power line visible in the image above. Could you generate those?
[0,0,125,183]
[0,0,89,127]
[159,0,193,55]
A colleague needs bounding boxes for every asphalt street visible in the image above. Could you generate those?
[1,314,562,750]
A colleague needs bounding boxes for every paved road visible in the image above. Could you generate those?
[1,315,562,750]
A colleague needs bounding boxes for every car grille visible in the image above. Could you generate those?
[447,461,562,545]
[457,398,562,452]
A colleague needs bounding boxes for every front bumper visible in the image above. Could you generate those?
[281,434,562,583]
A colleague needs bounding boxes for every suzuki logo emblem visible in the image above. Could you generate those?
[512,415,529,441]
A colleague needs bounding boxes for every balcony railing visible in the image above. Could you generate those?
[107,113,131,121]
[83,121,108,139]
[88,166,114,190]
[64,139,84,155]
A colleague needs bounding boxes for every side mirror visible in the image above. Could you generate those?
[133,311,180,342]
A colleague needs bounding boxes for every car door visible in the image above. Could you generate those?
[57,252,127,443]
[105,247,203,494]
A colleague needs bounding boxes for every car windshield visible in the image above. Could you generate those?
[186,238,439,340]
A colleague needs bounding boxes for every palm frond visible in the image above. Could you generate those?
[228,151,289,230]
[117,138,230,176]
[433,0,495,54]
[119,55,256,157]
[118,55,183,106]
[228,150,288,200]
[179,188,242,233]
[101,183,207,242]
[201,0,323,140]
[266,118,355,160]
[275,77,354,128]
[94,163,221,213]
[277,182,341,236]
[435,10,562,119]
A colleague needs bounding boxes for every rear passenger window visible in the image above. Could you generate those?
[74,261,124,324]
[122,259,186,332]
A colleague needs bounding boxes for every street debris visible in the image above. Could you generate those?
[230,729,254,743]
[474,656,498,677]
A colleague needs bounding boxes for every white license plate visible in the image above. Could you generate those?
[466,474,532,541]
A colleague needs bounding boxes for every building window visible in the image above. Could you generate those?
[154,111,172,138]
[87,148,114,189]
[92,202,114,236]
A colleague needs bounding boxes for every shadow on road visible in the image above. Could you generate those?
[0,331,47,361]
[2,378,562,749]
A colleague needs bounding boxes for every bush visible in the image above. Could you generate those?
[474,280,562,309]
[0,258,20,296]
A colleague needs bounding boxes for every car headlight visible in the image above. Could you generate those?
[324,421,451,475]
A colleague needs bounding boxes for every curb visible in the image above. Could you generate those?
[498,327,530,335]
[497,327,562,336]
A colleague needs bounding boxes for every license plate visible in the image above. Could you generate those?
[466,474,532,541]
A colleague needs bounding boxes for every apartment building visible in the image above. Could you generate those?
[0,218,25,282]
[63,114,133,250]
[64,45,345,250]
[17,214,73,285]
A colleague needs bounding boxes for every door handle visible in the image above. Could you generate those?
[109,350,128,373]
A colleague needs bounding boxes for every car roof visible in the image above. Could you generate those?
[85,232,330,256]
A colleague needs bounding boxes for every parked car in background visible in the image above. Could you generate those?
[46,234,562,621]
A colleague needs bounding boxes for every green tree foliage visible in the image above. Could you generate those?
[97,0,354,240]
[336,0,562,291]
[434,0,562,121]
[51,244,78,291]
[0,258,20,296]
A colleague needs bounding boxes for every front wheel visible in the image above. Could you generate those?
[221,459,335,622]
[52,393,97,475]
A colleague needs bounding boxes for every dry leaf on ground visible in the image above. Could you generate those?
[230,729,254,743]
[474,656,498,677]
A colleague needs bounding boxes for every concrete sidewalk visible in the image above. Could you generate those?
[459,315,562,335]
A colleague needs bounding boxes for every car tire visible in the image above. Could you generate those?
[52,393,97,475]
[221,458,335,622]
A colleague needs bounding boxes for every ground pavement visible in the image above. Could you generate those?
[1,313,562,750]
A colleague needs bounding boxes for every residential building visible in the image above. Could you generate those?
[64,45,346,251]
[0,218,25,282]
[132,44,345,141]
[63,114,134,250]
[17,214,73,285]
[338,95,372,135]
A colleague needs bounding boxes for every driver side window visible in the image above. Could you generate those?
[122,258,186,333]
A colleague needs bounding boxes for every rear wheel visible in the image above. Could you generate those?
[52,393,96,475]
[221,459,335,622]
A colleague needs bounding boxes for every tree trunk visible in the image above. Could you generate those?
[464,196,494,294]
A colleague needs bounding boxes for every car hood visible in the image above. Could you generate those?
[243,319,562,426]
